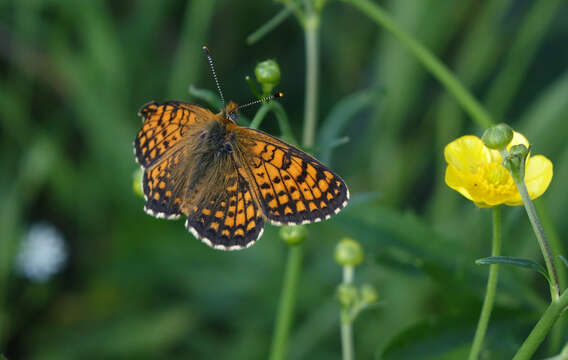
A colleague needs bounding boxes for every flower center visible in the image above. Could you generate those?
[472,162,516,196]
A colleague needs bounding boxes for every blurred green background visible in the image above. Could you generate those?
[2,0,568,359]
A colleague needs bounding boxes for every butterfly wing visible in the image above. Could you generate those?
[135,101,214,218]
[141,150,186,219]
[185,160,265,250]
[135,101,213,168]
[235,128,349,225]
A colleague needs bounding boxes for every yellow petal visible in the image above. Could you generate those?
[444,136,491,172]
[505,155,553,205]
[509,131,530,149]
[445,164,475,201]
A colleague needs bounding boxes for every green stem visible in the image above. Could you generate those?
[340,265,355,360]
[250,103,272,129]
[341,0,493,128]
[249,102,298,145]
[269,3,321,359]
[269,245,304,360]
[301,5,320,148]
[536,199,568,353]
[514,178,560,300]
[469,206,502,360]
[246,6,294,45]
[512,289,568,360]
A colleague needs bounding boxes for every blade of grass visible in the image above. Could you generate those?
[168,0,217,98]
[484,0,565,119]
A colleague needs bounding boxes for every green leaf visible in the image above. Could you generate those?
[559,255,568,269]
[378,311,530,360]
[317,87,384,163]
[476,256,550,283]
[378,317,473,360]
[188,85,222,110]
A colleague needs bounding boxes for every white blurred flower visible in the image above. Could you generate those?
[16,222,68,282]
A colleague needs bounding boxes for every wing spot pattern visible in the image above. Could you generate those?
[243,137,349,225]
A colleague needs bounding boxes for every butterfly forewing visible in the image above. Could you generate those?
[136,102,215,219]
[135,101,212,168]
[236,128,349,226]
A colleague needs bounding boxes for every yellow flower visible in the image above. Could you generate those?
[444,132,553,208]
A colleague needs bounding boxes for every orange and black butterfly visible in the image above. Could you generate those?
[134,46,349,250]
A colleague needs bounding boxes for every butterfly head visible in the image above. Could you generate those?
[223,101,239,123]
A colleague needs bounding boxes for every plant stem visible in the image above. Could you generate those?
[269,245,304,360]
[512,288,568,360]
[246,6,294,45]
[250,102,298,145]
[270,3,321,358]
[341,266,355,360]
[514,178,560,300]
[250,103,272,129]
[469,206,502,360]
[301,5,320,148]
[341,0,493,128]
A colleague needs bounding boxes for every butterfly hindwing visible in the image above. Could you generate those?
[142,150,186,219]
[185,169,265,250]
[237,128,349,225]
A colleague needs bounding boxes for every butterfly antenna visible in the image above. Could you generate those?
[238,92,284,111]
[202,46,226,111]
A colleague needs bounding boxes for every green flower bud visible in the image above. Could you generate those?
[509,144,529,159]
[337,283,358,307]
[505,144,529,182]
[279,225,307,246]
[360,284,379,304]
[133,168,144,198]
[482,123,514,150]
[335,238,364,266]
[255,60,281,95]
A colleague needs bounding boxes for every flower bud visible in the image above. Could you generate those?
[509,144,529,159]
[360,284,379,304]
[254,60,281,95]
[335,238,364,266]
[337,283,358,307]
[279,225,307,246]
[481,123,514,150]
[133,168,144,198]
[505,144,529,182]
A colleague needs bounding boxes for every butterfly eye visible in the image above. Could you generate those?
[229,112,238,122]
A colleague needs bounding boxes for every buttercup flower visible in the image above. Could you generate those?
[444,131,553,208]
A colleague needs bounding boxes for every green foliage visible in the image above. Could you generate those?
[1,0,568,359]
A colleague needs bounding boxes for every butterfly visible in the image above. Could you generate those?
[134,47,349,250]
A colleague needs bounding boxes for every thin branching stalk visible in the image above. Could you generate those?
[269,246,303,360]
[302,2,320,148]
[269,1,322,359]
[469,206,502,360]
[340,266,355,360]
[515,179,560,300]
[513,289,568,360]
